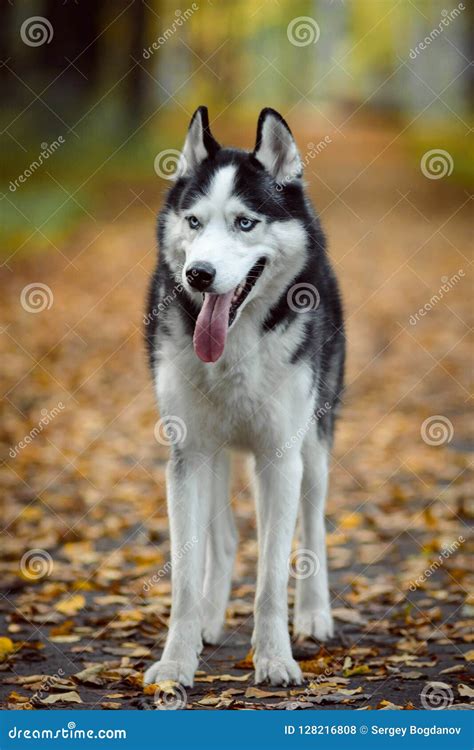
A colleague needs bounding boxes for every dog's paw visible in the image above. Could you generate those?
[293,609,334,642]
[202,616,224,645]
[254,655,303,686]
[144,659,196,687]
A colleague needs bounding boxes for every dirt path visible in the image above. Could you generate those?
[1,123,472,710]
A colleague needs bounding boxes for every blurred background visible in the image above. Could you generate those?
[2,0,472,246]
[0,0,472,710]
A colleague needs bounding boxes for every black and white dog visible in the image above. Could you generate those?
[144,107,345,687]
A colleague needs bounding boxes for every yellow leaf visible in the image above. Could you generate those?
[8,691,31,704]
[234,650,253,669]
[153,680,180,695]
[339,513,363,530]
[343,664,370,677]
[55,594,85,616]
[0,637,15,661]
[378,699,404,709]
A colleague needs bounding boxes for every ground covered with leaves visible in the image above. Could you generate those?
[0,123,472,710]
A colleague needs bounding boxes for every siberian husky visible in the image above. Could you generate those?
[144,107,345,687]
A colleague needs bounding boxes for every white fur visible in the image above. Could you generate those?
[144,165,332,689]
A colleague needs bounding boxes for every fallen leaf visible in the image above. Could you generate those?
[55,595,86,616]
[245,687,287,698]
[220,688,243,698]
[49,635,81,643]
[149,680,179,695]
[49,620,75,636]
[41,691,83,704]
[197,694,220,706]
[195,673,251,683]
[378,699,404,709]
[103,645,150,658]
[8,691,31,704]
[339,512,363,529]
[343,664,370,677]
[74,665,106,686]
[234,651,253,669]
[0,637,15,661]
[332,607,365,625]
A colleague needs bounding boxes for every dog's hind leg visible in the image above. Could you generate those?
[293,435,333,641]
[202,451,237,644]
[144,449,212,687]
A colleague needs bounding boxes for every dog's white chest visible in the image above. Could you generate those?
[156,317,313,453]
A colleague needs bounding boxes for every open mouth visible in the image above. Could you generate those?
[193,257,267,363]
[228,257,266,327]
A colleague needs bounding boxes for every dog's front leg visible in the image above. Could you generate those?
[252,453,303,686]
[144,450,211,687]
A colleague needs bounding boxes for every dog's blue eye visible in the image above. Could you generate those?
[237,217,258,232]
[187,215,201,230]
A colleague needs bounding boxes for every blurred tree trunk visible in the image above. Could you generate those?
[40,0,101,113]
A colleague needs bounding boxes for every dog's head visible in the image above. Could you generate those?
[163,106,309,363]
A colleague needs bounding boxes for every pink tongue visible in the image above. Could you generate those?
[193,291,234,363]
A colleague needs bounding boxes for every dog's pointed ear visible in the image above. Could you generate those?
[178,106,220,178]
[253,108,302,184]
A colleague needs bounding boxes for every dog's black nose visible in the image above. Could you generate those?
[186,262,216,291]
